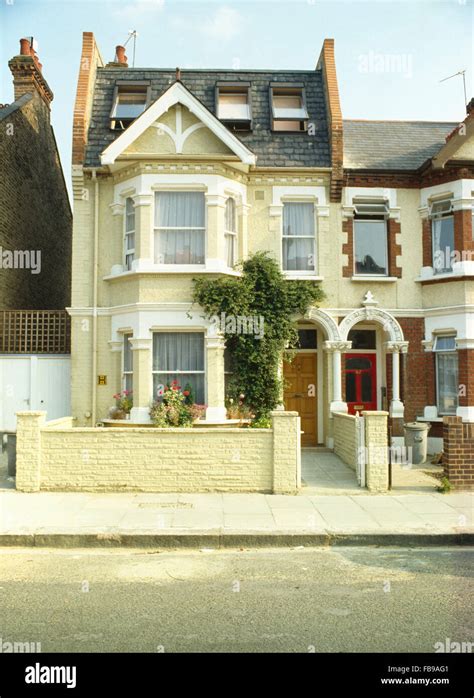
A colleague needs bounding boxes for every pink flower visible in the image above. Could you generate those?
[183,390,190,397]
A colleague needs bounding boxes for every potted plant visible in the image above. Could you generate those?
[109,390,133,420]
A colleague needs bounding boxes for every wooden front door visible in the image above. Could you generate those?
[345,353,377,415]
[283,354,317,446]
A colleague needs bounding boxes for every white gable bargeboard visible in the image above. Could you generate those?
[100,81,256,166]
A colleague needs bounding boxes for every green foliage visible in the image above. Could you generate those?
[249,415,272,429]
[192,252,324,419]
[436,476,452,494]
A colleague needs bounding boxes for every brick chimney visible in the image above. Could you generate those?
[8,37,54,108]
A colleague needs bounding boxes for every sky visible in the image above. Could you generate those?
[0,0,472,192]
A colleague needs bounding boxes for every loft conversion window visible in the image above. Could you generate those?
[353,199,389,276]
[430,198,454,275]
[216,82,252,131]
[110,82,150,130]
[270,84,308,132]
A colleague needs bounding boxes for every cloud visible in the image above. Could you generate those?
[113,0,165,21]
[202,6,244,41]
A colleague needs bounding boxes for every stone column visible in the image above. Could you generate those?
[324,340,352,413]
[385,341,408,418]
[237,202,251,262]
[109,203,125,274]
[205,193,226,269]
[205,329,226,421]
[15,411,46,492]
[108,340,123,396]
[271,410,301,494]
[129,338,152,423]
[133,193,154,270]
[363,410,389,493]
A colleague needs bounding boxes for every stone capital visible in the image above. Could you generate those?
[384,341,409,354]
[129,338,152,351]
[324,340,352,353]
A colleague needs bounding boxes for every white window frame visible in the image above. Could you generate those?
[153,191,206,266]
[124,197,135,271]
[224,197,237,268]
[430,198,454,275]
[282,201,317,275]
[122,333,133,393]
[151,331,206,403]
[353,218,389,277]
[433,334,458,416]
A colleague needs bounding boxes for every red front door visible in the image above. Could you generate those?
[345,353,377,415]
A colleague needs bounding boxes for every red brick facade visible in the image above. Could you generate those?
[443,416,474,489]
[457,349,474,408]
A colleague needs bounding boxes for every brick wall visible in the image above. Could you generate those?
[388,218,402,277]
[15,411,301,494]
[443,416,474,489]
[0,92,72,309]
[342,218,353,277]
[457,349,474,408]
[398,318,432,422]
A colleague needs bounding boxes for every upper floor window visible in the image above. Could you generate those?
[124,197,135,271]
[216,82,252,131]
[282,202,316,273]
[225,198,237,268]
[430,198,454,275]
[270,84,308,132]
[110,83,149,130]
[353,199,389,276]
[154,192,205,265]
[433,335,458,415]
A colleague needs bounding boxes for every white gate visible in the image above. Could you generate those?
[0,355,71,431]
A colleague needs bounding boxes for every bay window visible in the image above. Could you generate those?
[122,333,133,392]
[433,335,458,415]
[282,202,316,272]
[154,192,205,265]
[124,197,135,271]
[225,197,237,267]
[152,332,205,403]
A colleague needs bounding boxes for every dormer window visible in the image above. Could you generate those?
[270,84,308,132]
[216,82,252,131]
[110,82,149,130]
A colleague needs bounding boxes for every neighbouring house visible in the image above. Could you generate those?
[0,38,72,434]
[69,32,474,486]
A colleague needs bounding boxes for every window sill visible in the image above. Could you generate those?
[283,274,324,281]
[416,416,444,423]
[104,265,242,280]
[351,276,397,282]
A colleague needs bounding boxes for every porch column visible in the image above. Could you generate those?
[133,193,154,270]
[205,329,226,421]
[324,341,351,413]
[129,338,152,423]
[385,341,409,418]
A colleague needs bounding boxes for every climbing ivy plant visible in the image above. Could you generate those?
[192,252,324,420]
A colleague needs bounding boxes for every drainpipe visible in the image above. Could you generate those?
[91,169,99,425]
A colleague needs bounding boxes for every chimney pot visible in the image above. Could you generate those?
[19,37,31,55]
[115,45,127,64]
[176,67,181,81]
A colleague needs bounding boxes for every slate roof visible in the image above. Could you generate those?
[84,68,331,168]
[343,120,458,170]
[0,92,33,121]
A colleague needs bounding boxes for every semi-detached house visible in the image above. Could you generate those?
[70,32,474,461]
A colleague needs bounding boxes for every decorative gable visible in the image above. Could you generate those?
[101,81,255,166]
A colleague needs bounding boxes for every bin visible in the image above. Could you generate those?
[404,422,431,465]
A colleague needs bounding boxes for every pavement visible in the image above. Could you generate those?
[0,448,472,547]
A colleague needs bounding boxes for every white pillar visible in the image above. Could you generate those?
[386,341,408,418]
[325,341,351,413]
